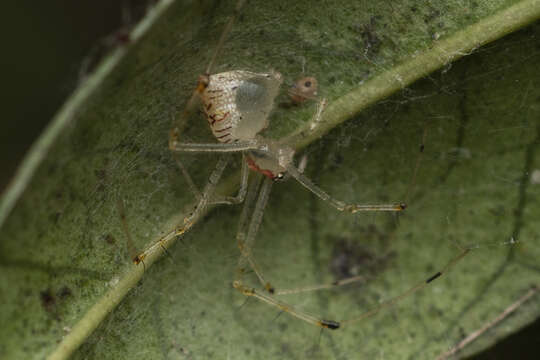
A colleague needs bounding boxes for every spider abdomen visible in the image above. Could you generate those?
[201,70,282,143]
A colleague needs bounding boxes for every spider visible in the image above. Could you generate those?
[134,0,470,330]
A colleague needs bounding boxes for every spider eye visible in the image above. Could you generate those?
[304,81,311,87]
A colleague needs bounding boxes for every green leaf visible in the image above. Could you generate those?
[1,1,539,359]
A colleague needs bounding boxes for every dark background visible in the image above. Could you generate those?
[0,1,537,358]
[0,0,149,192]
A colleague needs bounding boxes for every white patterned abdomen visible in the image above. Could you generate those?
[201,70,282,143]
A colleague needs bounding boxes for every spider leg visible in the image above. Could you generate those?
[235,173,263,281]
[205,0,247,76]
[235,173,264,259]
[170,139,250,207]
[269,241,470,316]
[173,153,249,206]
[235,176,275,293]
[340,244,471,327]
[273,275,367,295]
[170,140,260,153]
[210,155,250,205]
[285,163,406,213]
[134,156,230,264]
[169,0,247,148]
[233,281,340,329]
[173,154,202,201]
[116,199,140,263]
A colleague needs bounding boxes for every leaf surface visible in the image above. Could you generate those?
[1,1,539,359]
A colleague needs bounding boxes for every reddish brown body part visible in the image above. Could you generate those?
[246,156,277,179]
